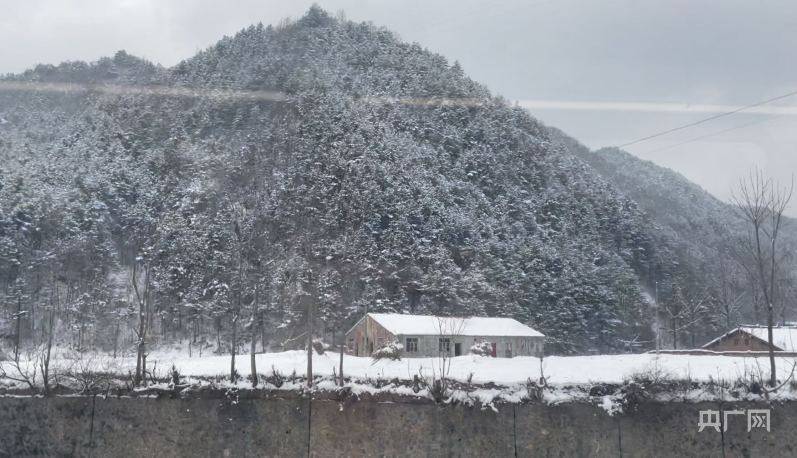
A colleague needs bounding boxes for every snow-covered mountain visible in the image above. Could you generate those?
[1,7,786,354]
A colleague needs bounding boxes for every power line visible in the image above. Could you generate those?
[641,115,782,154]
[616,88,797,149]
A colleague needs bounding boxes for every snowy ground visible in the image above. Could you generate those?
[132,350,797,386]
[5,348,797,387]
[4,349,797,413]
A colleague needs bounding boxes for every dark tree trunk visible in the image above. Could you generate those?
[250,286,258,387]
[339,330,345,387]
[14,294,22,362]
[230,314,237,382]
[307,296,313,388]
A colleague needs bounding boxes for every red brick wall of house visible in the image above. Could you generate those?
[345,316,395,356]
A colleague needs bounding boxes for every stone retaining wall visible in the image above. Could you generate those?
[0,396,792,457]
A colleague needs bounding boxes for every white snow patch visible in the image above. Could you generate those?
[365,313,543,337]
[599,395,623,415]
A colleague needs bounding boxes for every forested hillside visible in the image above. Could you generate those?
[550,127,797,345]
[0,7,780,357]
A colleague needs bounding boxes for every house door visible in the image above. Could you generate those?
[454,343,462,356]
[490,343,497,357]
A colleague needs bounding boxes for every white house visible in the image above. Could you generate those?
[345,313,545,358]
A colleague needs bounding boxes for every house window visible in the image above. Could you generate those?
[505,342,513,358]
[406,337,418,353]
[439,338,451,353]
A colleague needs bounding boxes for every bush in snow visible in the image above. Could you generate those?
[62,352,114,394]
[470,341,493,357]
[371,341,403,362]
[428,378,448,403]
[265,366,285,388]
[625,361,675,386]
[170,365,181,386]
[526,377,548,402]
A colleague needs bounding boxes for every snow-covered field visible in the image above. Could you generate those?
[9,351,795,386]
[4,349,797,413]
[144,350,797,386]
[7,348,791,387]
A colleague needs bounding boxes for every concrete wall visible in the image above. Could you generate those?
[399,334,544,358]
[1,395,794,457]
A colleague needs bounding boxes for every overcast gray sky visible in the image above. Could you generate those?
[3,0,796,213]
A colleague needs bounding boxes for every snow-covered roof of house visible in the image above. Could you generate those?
[366,313,544,338]
[742,326,797,352]
[702,325,797,352]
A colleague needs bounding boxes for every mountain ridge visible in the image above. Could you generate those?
[1,7,787,355]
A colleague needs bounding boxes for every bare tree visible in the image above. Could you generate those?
[11,279,25,363]
[661,284,710,349]
[732,169,794,386]
[418,316,466,401]
[229,206,246,384]
[338,326,345,387]
[303,270,314,388]
[229,202,268,385]
[40,294,56,395]
[249,268,276,387]
[716,278,744,331]
[249,284,260,387]
[287,247,317,389]
[729,244,764,324]
[295,215,320,389]
[708,251,745,330]
[0,348,39,391]
[131,258,151,387]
